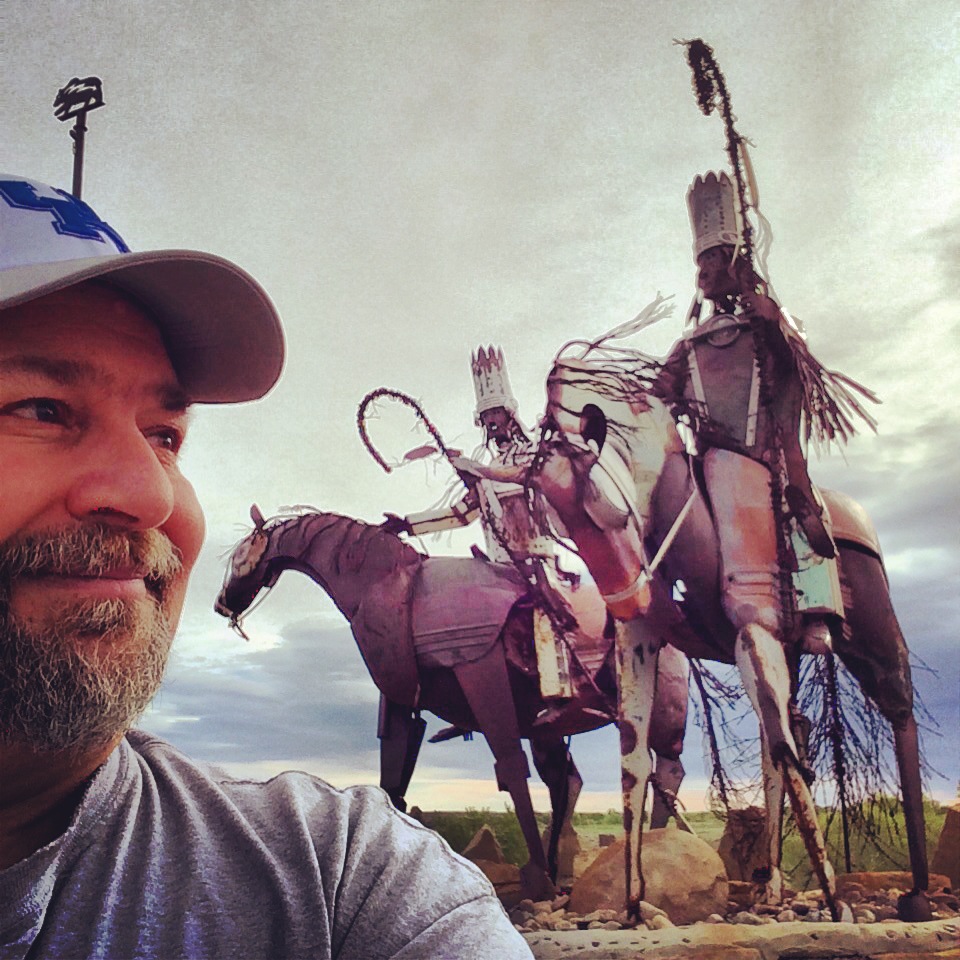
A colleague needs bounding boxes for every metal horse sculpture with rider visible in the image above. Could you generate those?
[376,346,581,708]
[215,506,693,900]
[528,38,928,923]
[531,340,929,922]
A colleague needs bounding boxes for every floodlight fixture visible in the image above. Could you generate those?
[53,76,105,199]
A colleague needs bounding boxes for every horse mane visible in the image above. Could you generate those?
[555,294,674,363]
[549,351,662,404]
[241,508,422,577]
[546,348,669,457]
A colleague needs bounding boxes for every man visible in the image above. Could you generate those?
[657,171,851,657]
[383,346,575,701]
[0,175,532,959]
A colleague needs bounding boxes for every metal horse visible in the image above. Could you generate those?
[531,351,930,921]
[215,506,692,900]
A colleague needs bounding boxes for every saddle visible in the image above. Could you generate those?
[410,557,526,669]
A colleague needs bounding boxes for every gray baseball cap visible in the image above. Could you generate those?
[0,175,284,403]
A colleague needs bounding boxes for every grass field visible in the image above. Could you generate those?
[418,798,948,888]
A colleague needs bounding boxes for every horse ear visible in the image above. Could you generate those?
[250,504,266,529]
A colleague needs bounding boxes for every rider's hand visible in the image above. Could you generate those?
[380,512,412,536]
[450,456,483,478]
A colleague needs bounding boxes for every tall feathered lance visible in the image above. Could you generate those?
[679,38,758,270]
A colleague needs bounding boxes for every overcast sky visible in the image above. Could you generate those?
[5,0,958,812]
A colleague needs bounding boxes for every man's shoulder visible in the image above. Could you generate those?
[125,729,392,824]
[120,732,531,957]
[122,730,487,883]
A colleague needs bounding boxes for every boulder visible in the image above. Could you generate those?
[932,801,960,889]
[461,823,506,864]
[471,858,523,908]
[836,870,953,897]
[568,826,729,924]
[717,806,769,882]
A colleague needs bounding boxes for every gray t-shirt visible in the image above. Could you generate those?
[0,731,532,959]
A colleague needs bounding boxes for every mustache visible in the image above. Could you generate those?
[0,526,183,592]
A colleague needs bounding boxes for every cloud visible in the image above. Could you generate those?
[922,213,960,298]
[149,620,381,764]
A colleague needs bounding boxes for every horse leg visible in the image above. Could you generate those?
[735,623,839,919]
[378,694,427,813]
[648,644,691,832]
[834,546,931,921]
[616,616,660,920]
[650,755,690,832]
[892,716,932,920]
[530,736,583,887]
[453,649,555,901]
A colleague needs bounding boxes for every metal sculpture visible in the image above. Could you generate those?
[530,346,930,922]
[215,506,693,900]
[371,347,589,713]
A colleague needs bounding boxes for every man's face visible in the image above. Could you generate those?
[480,407,513,445]
[0,282,205,751]
[696,245,740,301]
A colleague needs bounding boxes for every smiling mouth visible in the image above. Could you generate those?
[20,568,164,602]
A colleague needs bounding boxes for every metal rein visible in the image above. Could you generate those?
[226,566,275,642]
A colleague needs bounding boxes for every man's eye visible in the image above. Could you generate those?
[3,398,70,424]
[148,426,185,454]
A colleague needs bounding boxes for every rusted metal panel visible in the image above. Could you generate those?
[411,557,525,669]
[821,487,883,557]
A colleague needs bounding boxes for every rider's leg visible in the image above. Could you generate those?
[702,449,781,636]
[704,450,840,916]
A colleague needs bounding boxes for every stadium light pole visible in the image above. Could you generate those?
[53,76,105,200]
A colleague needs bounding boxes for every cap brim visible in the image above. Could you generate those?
[0,251,284,403]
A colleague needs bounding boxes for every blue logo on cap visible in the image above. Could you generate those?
[0,179,130,252]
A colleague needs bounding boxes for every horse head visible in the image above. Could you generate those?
[215,506,423,637]
[533,350,683,620]
[215,504,279,631]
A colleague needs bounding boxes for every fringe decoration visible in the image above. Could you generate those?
[553,294,675,364]
[784,652,938,884]
[786,326,881,450]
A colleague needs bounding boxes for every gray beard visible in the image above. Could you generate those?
[0,527,182,754]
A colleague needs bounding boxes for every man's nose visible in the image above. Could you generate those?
[66,426,176,530]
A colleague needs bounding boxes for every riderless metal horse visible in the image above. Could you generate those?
[214,506,692,899]
[530,348,931,922]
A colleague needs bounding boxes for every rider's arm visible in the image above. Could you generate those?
[405,488,481,535]
[451,454,528,484]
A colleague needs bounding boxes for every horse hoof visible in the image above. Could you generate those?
[897,891,933,922]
